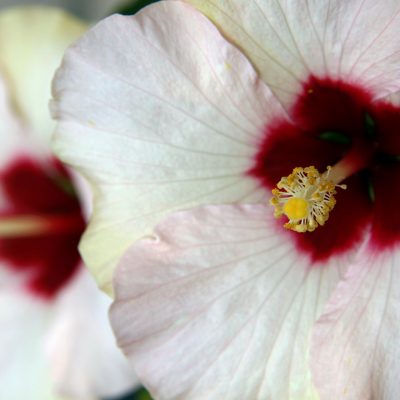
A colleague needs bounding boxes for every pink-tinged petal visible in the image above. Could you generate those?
[52,1,284,293]
[311,247,400,400]
[46,268,138,399]
[186,0,400,104]
[0,7,86,146]
[111,205,347,400]
[0,289,59,400]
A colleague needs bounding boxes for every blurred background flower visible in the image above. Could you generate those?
[0,1,158,399]
[0,0,124,20]
[0,0,159,20]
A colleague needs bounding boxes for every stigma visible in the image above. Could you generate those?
[270,166,346,233]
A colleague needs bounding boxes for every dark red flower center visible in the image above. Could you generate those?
[250,76,400,261]
[0,157,86,299]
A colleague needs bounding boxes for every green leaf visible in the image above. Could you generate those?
[136,388,153,400]
[103,386,154,400]
[113,0,159,15]
[318,131,351,145]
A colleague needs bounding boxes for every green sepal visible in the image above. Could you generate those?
[367,177,375,203]
[318,131,351,145]
[364,112,376,139]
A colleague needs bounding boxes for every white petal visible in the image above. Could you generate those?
[46,268,138,399]
[52,2,284,293]
[0,6,86,146]
[0,289,60,400]
[311,246,400,400]
[111,205,346,400]
[186,0,400,104]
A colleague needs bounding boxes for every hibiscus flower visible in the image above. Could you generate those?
[0,6,137,399]
[51,1,400,399]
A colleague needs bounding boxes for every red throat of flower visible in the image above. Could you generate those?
[0,157,86,299]
[249,76,400,262]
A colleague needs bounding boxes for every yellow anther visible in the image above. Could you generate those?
[270,197,279,206]
[272,188,280,196]
[283,198,309,220]
[270,166,346,233]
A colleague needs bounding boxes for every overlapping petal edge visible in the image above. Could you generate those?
[51,0,284,294]
[311,246,400,400]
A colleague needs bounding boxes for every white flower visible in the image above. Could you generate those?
[52,1,400,399]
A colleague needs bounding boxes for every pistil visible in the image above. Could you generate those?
[0,214,85,238]
[270,145,372,233]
